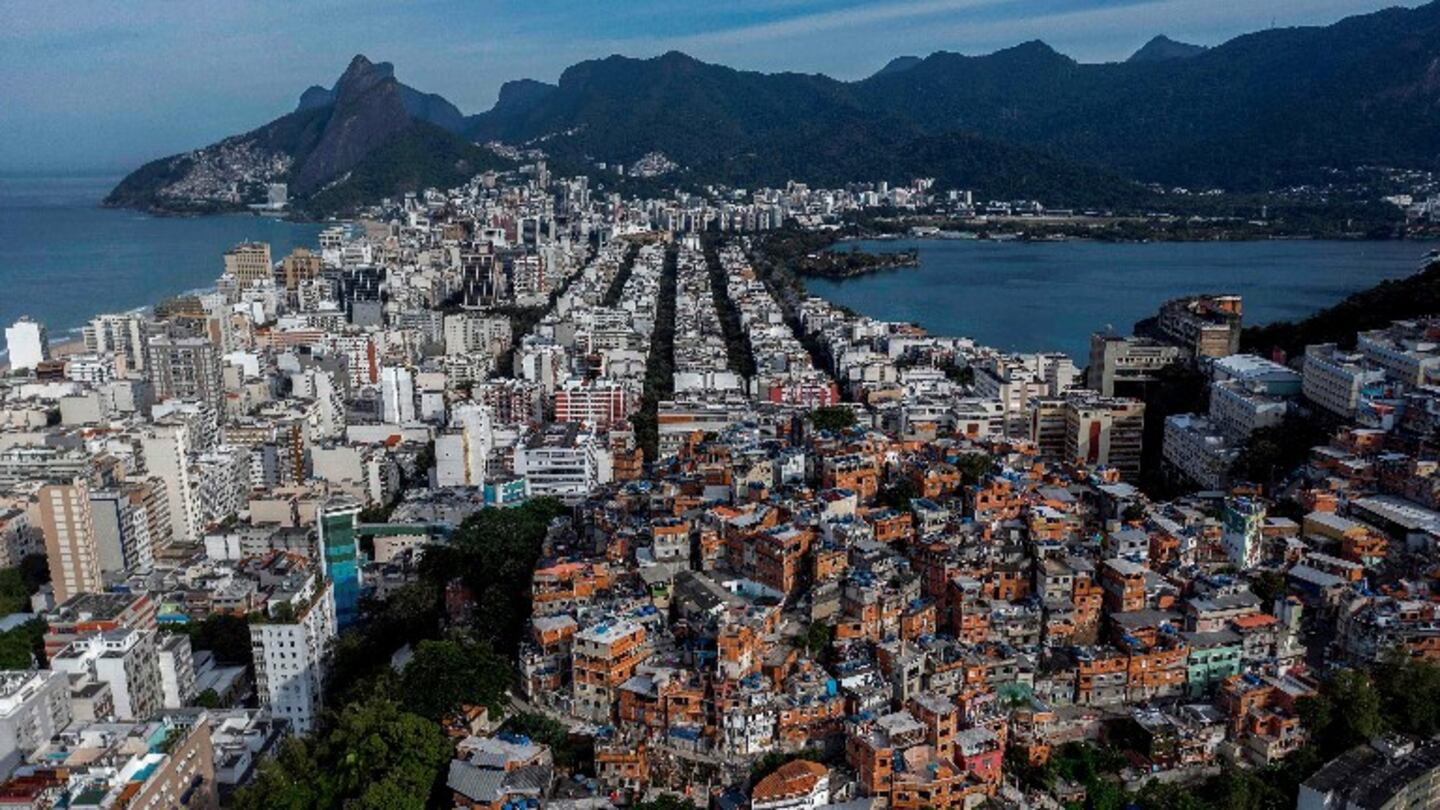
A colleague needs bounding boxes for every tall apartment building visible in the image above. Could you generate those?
[39,479,103,603]
[317,501,362,629]
[1064,394,1146,480]
[514,423,615,502]
[435,403,493,488]
[1086,334,1184,397]
[157,633,197,709]
[223,241,273,286]
[380,366,416,424]
[251,576,336,735]
[1211,354,1303,395]
[89,483,163,575]
[1302,344,1388,418]
[443,312,513,359]
[278,247,323,292]
[1029,397,1070,460]
[1153,295,1243,358]
[147,336,224,411]
[973,353,1079,435]
[1162,414,1238,491]
[4,317,49,372]
[1222,497,1267,570]
[140,426,200,546]
[43,591,158,661]
[553,380,633,428]
[83,313,150,372]
[11,711,217,809]
[1208,381,1289,441]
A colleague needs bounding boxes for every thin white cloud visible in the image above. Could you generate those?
[656,0,1019,49]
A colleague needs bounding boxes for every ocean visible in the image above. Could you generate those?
[808,237,1433,361]
[1,177,1429,364]
[0,175,324,350]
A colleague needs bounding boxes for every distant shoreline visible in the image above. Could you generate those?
[0,175,323,348]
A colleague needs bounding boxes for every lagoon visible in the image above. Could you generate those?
[807,238,1431,361]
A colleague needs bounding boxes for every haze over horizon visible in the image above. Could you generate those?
[0,0,1424,175]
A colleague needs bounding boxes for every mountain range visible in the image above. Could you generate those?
[107,2,1440,217]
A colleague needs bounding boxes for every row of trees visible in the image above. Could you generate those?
[701,238,758,379]
[602,241,642,308]
[631,245,679,460]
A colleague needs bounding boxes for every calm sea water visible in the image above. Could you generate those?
[810,238,1433,361]
[0,175,323,344]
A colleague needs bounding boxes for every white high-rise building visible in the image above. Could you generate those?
[4,317,49,371]
[251,576,336,735]
[89,487,156,575]
[157,633,197,709]
[83,313,150,372]
[140,426,199,545]
[435,403,492,488]
[379,366,416,424]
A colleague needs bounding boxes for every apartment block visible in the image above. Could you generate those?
[1302,344,1388,418]
[39,479,102,603]
[250,576,337,736]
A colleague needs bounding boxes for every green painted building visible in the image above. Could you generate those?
[1182,629,1244,697]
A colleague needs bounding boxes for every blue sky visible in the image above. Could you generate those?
[0,0,1420,174]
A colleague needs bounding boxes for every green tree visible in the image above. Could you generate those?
[326,580,441,707]
[173,613,254,668]
[506,712,583,770]
[808,406,856,433]
[0,619,44,669]
[0,568,31,615]
[17,554,49,594]
[400,637,511,720]
[233,738,326,810]
[419,498,566,656]
[954,453,993,486]
[325,698,449,801]
[233,697,449,810]
[351,779,425,810]
[879,477,918,512]
[1230,413,1331,489]
[1374,651,1440,738]
[1299,668,1385,759]
[792,622,833,660]
[194,689,222,709]
[1249,570,1288,608]
[0,555,49,615]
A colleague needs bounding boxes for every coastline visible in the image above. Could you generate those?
[1,175,326,343]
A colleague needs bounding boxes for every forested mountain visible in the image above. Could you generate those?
[105,56,511,216]
[109,2,1440,215]
[467,2,1440,192]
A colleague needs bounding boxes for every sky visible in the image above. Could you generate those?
[0,0,1422,174]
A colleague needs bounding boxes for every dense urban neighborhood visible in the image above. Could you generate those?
[5,153,1440,810]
